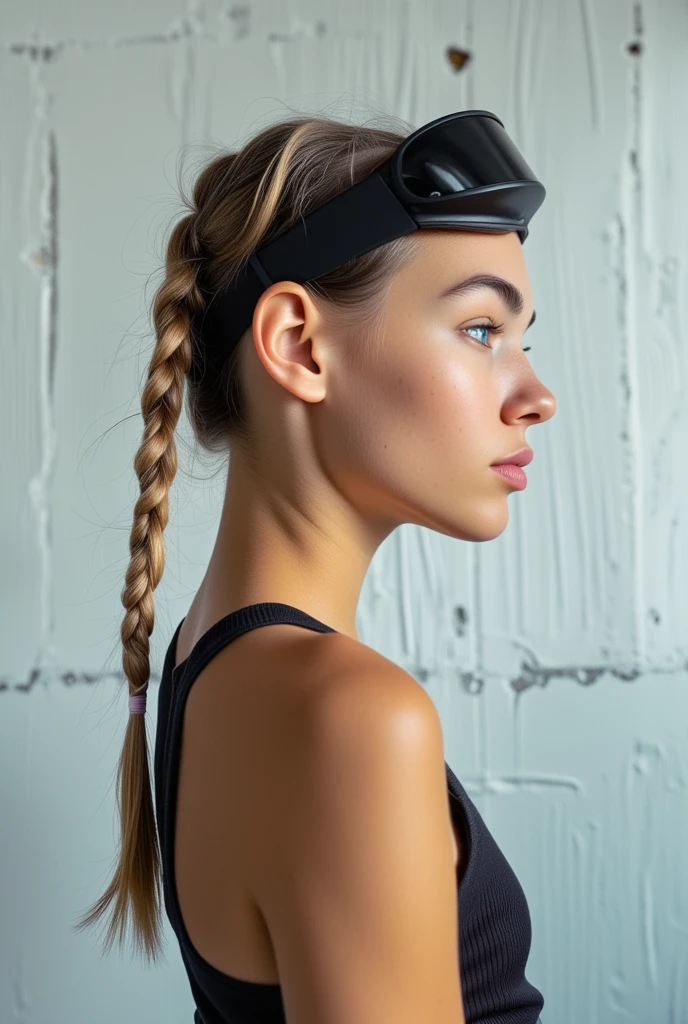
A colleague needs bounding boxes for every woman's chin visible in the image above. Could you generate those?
[412,500,510,542]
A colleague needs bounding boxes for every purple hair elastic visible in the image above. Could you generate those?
[129,691,147,715]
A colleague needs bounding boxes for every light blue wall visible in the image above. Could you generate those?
[2,1,687,1022]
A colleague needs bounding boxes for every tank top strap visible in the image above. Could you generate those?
[171,601,339,691]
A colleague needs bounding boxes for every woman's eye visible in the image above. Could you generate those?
[461,322,532,353]
[462,321,505,348]
[463,325,494,347]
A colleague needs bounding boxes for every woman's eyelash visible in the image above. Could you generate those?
[462,319,532,353]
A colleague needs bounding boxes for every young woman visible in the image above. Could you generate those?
[76,110,556,1023]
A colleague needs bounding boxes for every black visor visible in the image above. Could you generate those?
[394,111,540,197]
[190,110,545,379]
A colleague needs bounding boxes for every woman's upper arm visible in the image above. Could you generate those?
[254,666,466,1024]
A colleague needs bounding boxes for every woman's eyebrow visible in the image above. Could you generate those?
[438,273,537,329]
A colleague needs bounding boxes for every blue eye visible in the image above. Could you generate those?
[462,320,505,348]
[461,320,532,353]
[464,325,496,346]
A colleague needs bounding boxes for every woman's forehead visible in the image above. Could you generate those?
[391,231,532,308]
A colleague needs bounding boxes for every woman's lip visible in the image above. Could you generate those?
[491,447,533,468]
[490,464,528,489]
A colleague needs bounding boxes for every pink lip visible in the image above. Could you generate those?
[491,447,533,468]
[490,464,528,489]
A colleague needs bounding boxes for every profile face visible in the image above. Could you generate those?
[318,229,557,543]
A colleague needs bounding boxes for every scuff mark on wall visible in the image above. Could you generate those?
[5,22,197,53]
[10,43,62,61]
[22,45,59,669]
[453,604,469,637]
[509,658,643,694]
[6,657,688,695]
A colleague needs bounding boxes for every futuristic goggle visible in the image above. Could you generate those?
[191,109,545,376]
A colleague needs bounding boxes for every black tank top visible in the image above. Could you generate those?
[153,602,545,1024]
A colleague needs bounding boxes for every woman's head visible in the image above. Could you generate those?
[74,111,555,962]
[239,225,555,548]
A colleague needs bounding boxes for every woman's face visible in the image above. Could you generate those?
[318,229,557,542]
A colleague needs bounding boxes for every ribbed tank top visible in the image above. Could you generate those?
[153,602,545,1024]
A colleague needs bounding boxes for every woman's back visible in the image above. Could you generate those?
[154,602,545,1023]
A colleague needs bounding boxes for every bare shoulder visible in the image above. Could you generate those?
[252,631,463,1024]
[300,628,435,714]
[311,633,442,750]
[282,628,448,838]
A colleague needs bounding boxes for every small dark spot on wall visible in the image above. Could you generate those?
[10,42,60,62]
[575,668,598,686]
[16,667,42,693]
[453,605,468,637]
[626,41,642,56]
[446,47,472,72]
[647,607,661,625]
[227,5,250,39]
[460,671,483,695]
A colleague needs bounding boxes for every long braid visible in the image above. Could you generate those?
[73,212,206,961]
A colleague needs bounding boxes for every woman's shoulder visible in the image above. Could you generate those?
[298,629,433,722]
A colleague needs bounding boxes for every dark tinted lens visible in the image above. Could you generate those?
[399,114,538,198]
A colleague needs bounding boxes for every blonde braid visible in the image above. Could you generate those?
[73,211,205,961]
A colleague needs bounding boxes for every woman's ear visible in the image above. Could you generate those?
[250,282,328,404]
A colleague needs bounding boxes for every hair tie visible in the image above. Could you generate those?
[129,688,148,715]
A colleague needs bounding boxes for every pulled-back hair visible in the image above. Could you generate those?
[73,111,423,963]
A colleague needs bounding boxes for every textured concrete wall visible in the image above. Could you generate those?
[2,2,687,1022]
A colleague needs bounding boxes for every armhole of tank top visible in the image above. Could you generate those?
[448,779,474,894]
